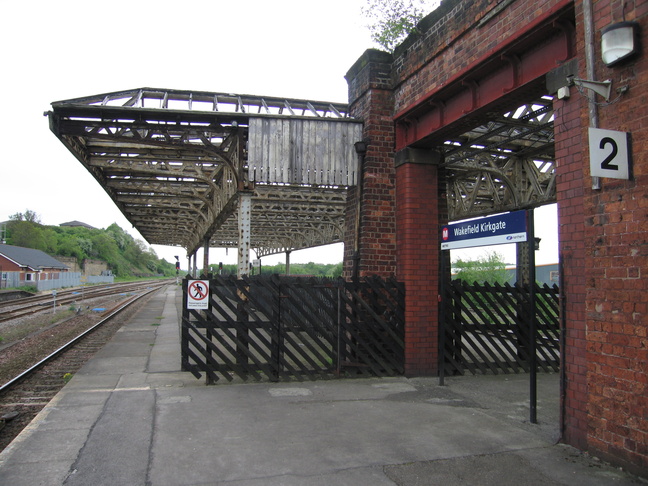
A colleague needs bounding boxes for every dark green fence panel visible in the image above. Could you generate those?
[442,280,560,375]
[181,275,405,383]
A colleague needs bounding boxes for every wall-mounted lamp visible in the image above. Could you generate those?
[602,21,640,67]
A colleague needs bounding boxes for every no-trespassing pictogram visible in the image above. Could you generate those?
[187,280,209,309]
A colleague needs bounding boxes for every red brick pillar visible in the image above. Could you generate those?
[395,148,443,376]
[344,50,397,279]
[553,92,588,450]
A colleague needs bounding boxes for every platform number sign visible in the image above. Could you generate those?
[187,280,209,309]
[589,127,631,180]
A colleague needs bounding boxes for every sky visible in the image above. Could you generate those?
[0,0,558,269]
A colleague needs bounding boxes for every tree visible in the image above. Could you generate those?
[452,251,509,284]
[9,209,41,223]
[7,221,41,248]
[362,0,439,52]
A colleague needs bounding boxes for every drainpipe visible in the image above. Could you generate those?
[583,0,601,189]
[353,140,368,280]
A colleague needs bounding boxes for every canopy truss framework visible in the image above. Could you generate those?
[441,97,556,220]
[48,88,361,258]
[48,88,556,264]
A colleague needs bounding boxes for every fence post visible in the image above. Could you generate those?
[527,209,538,424]
[236,277,250,369]
[204,273,215,385]
[270,275,281,382]
[180,277,189,372]
[439,253,447,385]
[336,278,343,376]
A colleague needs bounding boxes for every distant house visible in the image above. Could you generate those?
[0,244,69,287]
[60,221,97,230]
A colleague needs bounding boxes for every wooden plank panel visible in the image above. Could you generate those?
[248,118,361,186]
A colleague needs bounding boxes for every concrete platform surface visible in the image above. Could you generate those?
[0,285,643,485]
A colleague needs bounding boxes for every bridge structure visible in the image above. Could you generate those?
[47,88,363,275]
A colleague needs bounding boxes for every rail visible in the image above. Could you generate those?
[0,280,171,322]
[0,285,162,394]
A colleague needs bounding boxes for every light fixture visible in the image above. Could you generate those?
[601,21,640,67]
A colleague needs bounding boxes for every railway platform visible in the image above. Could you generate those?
[0,285,642,485]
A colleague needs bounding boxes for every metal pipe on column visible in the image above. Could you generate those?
[583,0,601,190]
[352,140,368,280]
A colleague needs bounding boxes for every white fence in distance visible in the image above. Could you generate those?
[0,272,114,291]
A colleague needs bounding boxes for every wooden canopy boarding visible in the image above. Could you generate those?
[47,88,363,275]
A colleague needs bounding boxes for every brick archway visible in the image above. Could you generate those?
[347,0,648,475]
[344,0,594,456]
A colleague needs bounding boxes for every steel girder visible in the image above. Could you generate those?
[442,98,556,220]
[47,88,357,257]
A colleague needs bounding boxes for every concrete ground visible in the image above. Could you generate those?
[0,285,643,485]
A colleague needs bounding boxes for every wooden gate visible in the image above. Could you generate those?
[441,280,560,375]
[181,275,405,383]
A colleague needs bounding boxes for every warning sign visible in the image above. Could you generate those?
[187,280,209,309]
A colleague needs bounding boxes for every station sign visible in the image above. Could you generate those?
[441,211,527,250]
[187,280,209,309]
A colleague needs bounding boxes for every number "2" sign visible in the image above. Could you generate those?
[589,127,631,180]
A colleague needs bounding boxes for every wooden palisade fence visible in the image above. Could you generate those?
[442,280,560,375]
[181,275,405,383]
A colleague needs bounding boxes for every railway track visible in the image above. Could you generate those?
[0,283,168,452]
[0,280,170,323]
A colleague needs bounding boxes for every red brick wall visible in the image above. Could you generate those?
[392,0,572,115]
[577,0,648,474]
[0,256,21,272]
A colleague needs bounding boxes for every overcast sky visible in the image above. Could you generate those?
[0,0,557,268]
[0,0,377,266]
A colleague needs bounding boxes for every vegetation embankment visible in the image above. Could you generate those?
[4,210,343,280]
[4,210,176,278]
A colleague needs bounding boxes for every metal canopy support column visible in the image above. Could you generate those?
[238,192,252,278]
[203,237,210,276]
[285,250,291,276]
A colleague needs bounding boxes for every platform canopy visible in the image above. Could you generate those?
[48,88,363,257]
